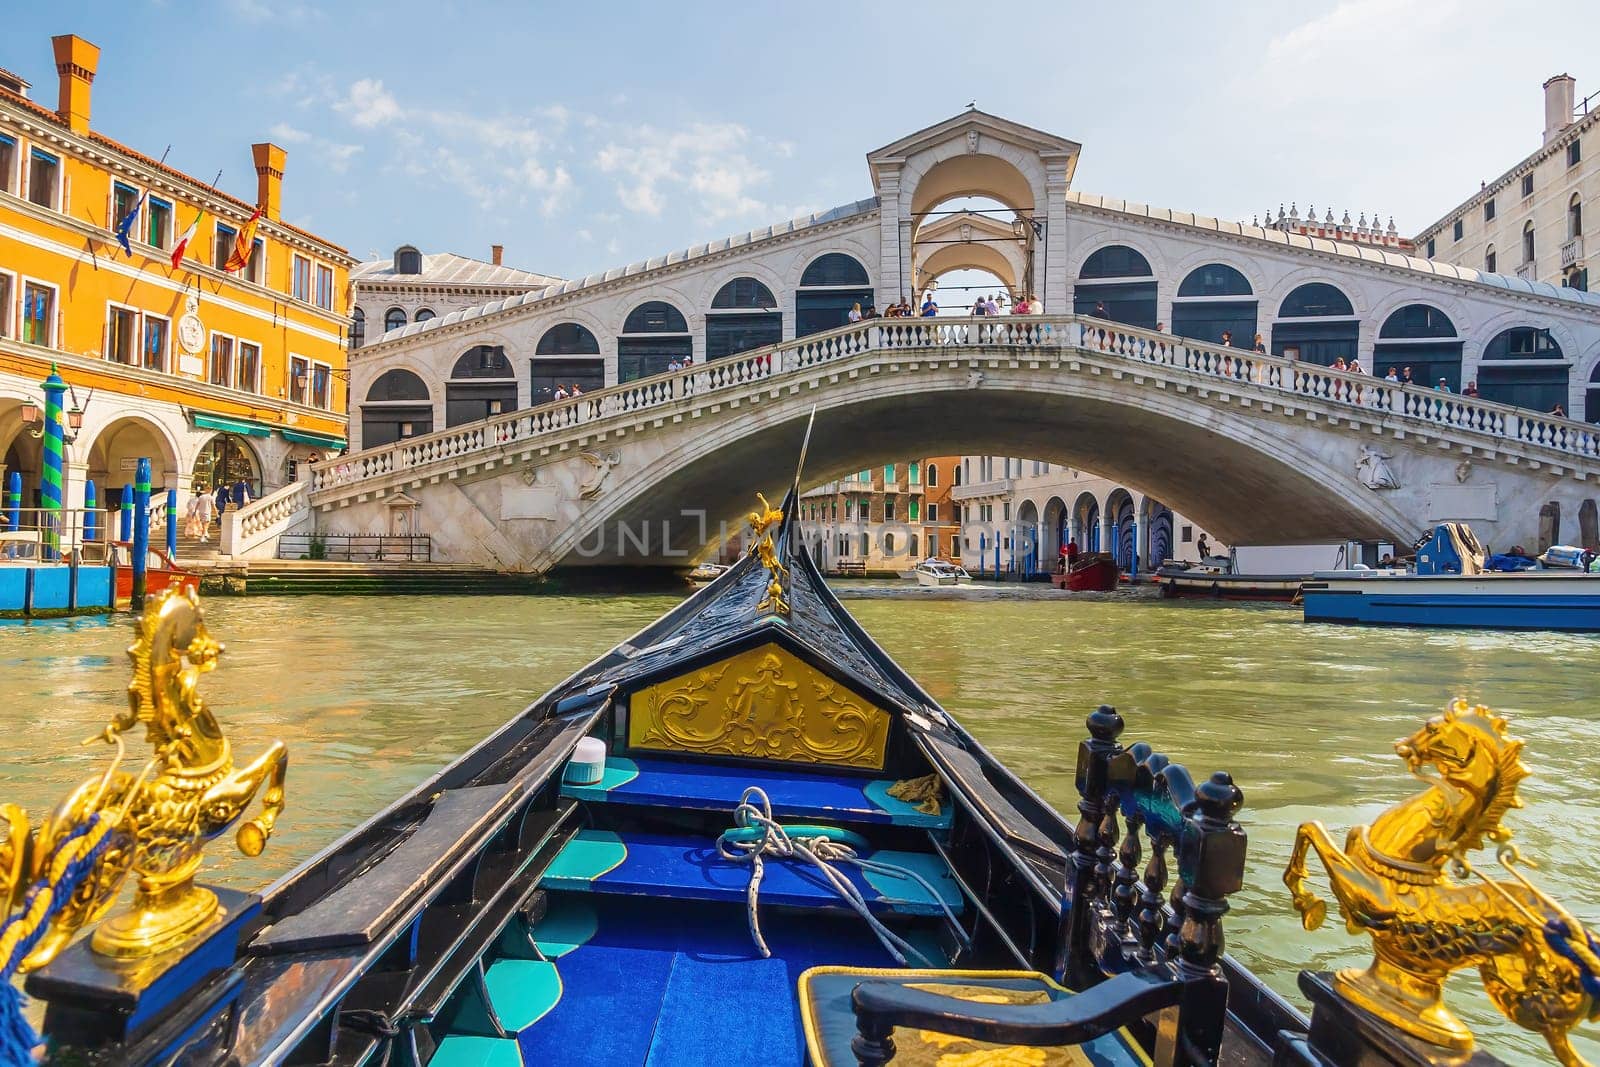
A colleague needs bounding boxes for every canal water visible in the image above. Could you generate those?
[2,590,1596,1063]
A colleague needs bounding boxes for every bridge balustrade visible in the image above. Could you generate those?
[314,315,1600,498]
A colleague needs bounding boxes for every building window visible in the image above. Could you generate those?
[1569,140,1582,168]
[909,534,919,557]
[315,264,334,310]
[1523,220,1536,264]
[394,246,422,274]
[1484,198,1496,222]
[289,356,309,405]
[384,307,406,333]
[143,314,169,372]
[885,498,895,522]
[885,533,896,554]
[909,499,920,522]
[27,148,59,209]
[209,334,234,387]
[884,463,895,482]
[926,463,938,487]
[1452,219,1463,242]
[860,532,870,556]
[312,362,332,408]
[415,307,435,322]
[107,305,138,365]
[926,502,938,522]
[1521,173,1534,198]
[1485,245,1497,273]
[0,134,15,194]
[859,470,869,483]
[22,281,54,346]
[909,461,920,485]
[351,307,366,348]
[236,341,261,393]
[147,197,172,249]
[1181,524,1193,543]
[292,255,311,302]
[1570,194,1583,239]
[1425,238,1435,258]
[0,273,12,338]
[246,239,264,283]
[111,182,140,236]
[1003,502,1011,521]
[213,223,236,271]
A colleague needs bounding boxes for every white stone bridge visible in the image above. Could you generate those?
[236,315,1600,571]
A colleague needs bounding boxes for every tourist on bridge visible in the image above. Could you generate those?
[1462,379,1480,397]
[1435,378,1452,392]
[1028,294,1043,314]
[186,487,215,543]
[920,296,938,317]
[1092,300,1107,319]
[848,302,863,323]
[1012,295,1030,314]
[1551,402,1567,417]
[1400,366,1416,387]
[554,384,569,400]
[1252,333,1266,353]
[1221,330,1233,347]
[972,296,988,316]
[863,303,878,319]
[232,479,252,511]
[1383,367,1400,382]
[984,294,999,315]
[213,483,229,524]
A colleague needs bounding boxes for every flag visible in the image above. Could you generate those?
[223,207,262,273]
[113,191,147,256]
[171,206,204,269]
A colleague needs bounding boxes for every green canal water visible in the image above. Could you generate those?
[2,590,1596,1063]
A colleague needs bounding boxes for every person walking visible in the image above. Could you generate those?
[213,482,229,527]
[231,478,251,512]
[186,487,214,542]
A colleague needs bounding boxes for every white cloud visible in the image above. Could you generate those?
[269,122,311,144]
[596,122,779,223]
[227,0,322,23]
[338,79,402,128]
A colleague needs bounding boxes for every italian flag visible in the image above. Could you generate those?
[171,206,205,269]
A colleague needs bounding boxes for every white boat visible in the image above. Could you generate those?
[686,561,731,584]
[914,559,966,586]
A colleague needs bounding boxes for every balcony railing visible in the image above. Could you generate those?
[951,478,1015,501]
[1561,235,1584,269]
[1516,262,1537,280]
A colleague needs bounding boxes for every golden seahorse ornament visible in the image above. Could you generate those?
[0,586,288,969]
[749,492,790,615]
[1283,700,1600,1065]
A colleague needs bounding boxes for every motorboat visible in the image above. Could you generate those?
[1153,555,1303,602]
[913,559,966,586]
[1301,522,1600,631]
[685,561,731,584]
[1051,551,1119,591]
[4,460,1594,1066]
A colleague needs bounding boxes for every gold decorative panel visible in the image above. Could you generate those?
[627,643,891,770]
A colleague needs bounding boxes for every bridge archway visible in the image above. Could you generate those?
[1478,326,1569,413]
[1173,263,1257,347]
[1106,487,1137,571]
[1072,492,1100,552]
[707,277,781,361]
[796,253,873,337]
[1273,282,1358,366]
[1074,245,1157,329]
[533,323,604,405]
[1373,304,1462,391]
[362,369,433,448]
[446,345,516,426]
[618,301,692,382]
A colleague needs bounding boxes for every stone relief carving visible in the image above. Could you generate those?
[520,463,539,486]
[1455,459,1473,483]
[966,371,986,389]
[578,451,619,499]
[965,130,980,154]
[1356,445,1400,490]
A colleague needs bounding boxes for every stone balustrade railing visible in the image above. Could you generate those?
[220,480,311,559]
[950,478,1016,501]
[310,315,1600,500]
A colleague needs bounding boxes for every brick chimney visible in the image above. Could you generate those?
[1544,73,1576,146]
[50,35,99,135]
[491,244,504,266]
[251,142,286,220]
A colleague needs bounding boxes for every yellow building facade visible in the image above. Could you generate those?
[0,34,352,516]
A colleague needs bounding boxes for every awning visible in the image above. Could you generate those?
[192,413,273,438]
[281,428,348,449]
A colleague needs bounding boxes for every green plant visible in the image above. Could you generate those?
[308,536,327,560]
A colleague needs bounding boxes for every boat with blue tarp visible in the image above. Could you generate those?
[0,427,1595,1066]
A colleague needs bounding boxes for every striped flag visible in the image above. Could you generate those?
[171,205,205,269]
[224,207,262,273]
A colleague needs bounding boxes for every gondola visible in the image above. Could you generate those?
[2,427,1595,1067]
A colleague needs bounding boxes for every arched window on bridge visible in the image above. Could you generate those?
[618,301,691,382]
[1477,327,1569,413]
[350,307,366,349]
[1172,263,1256,346]
[1587,361,1600,423]
[446,345,517,426]
[708,277,782,360]
[1073,245,1157,329]
[796,253,873,337]
[533,323,604,405]
[361,369,433,447]
[383,306,406,334]
[1373,305,1462,391]
[1272,282,1358,366]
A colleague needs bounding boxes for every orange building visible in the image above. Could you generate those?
[0,34,353,514]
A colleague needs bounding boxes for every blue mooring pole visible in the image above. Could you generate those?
[166,487,177,559]
[119,484,133,543]
[131,459,151,611]
[4,470,18,532]
[84,480,97,542]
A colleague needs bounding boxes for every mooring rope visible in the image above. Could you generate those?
[716,786,969,967]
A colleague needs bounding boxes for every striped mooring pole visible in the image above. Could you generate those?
[4,470,18,532]
[131,458,151,611]
[40,366,67,561]
[119,484,133,543]
[84,480,97,542]
[166,487,178,559]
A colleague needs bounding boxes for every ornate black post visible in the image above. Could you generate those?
[1059,704,1123,989]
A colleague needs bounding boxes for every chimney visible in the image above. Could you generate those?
[491,244,504,266]
[50,35,99,135]
[1544,73,1576,145]
[251,142,286,220]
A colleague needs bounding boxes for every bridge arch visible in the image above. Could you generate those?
[362,368,433,447]
[1172,261,1259,347]
[904,150,1044,225]
[1271,280,1360,366]
[1587,359,1600,423]
[1372,304,1463,391]
[1072,243,1158,329]
[1477,325,1570,412]
[446,344,517,426]
[706,274,783,361]
[617,300,692,382]
[533,321,605,404]
[1072,491,1101,552]
[795,252,874,336]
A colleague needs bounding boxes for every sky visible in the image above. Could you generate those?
[9,1,1599,278]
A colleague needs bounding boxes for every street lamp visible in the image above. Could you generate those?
[18,382,88,442]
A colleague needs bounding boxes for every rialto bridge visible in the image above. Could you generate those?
[224,316,1600,571]
[216,109,1600,569]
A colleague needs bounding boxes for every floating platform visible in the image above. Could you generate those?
[0,562,113,617]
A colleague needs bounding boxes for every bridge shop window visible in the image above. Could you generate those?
[361,369,434,448]
[708,277,782,359]
[618,301,691,382]
[1271,282,1358,366]
[1477,327,1569,413]
[796,253,872,338]
[532,322,604,404]
[1373,304,1463,391]
[1172,263,1256,346]
[1072,245,1156,329]
[447,345,517,426]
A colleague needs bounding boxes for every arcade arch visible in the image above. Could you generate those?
[362,368,433,447]
[1074,245,1157,329]
[796,253,873,337]
[1478,326,1568,413]
[1373,305,1462,390]
[707,278,781,361]
[80,414,183,504]
[533,323,604,405]
[1172,263,1256,346]
[446,345,517,427]
[617,301,692,382]
[1273,282,1358,366]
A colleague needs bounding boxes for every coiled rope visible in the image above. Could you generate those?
[716,786,969,967]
